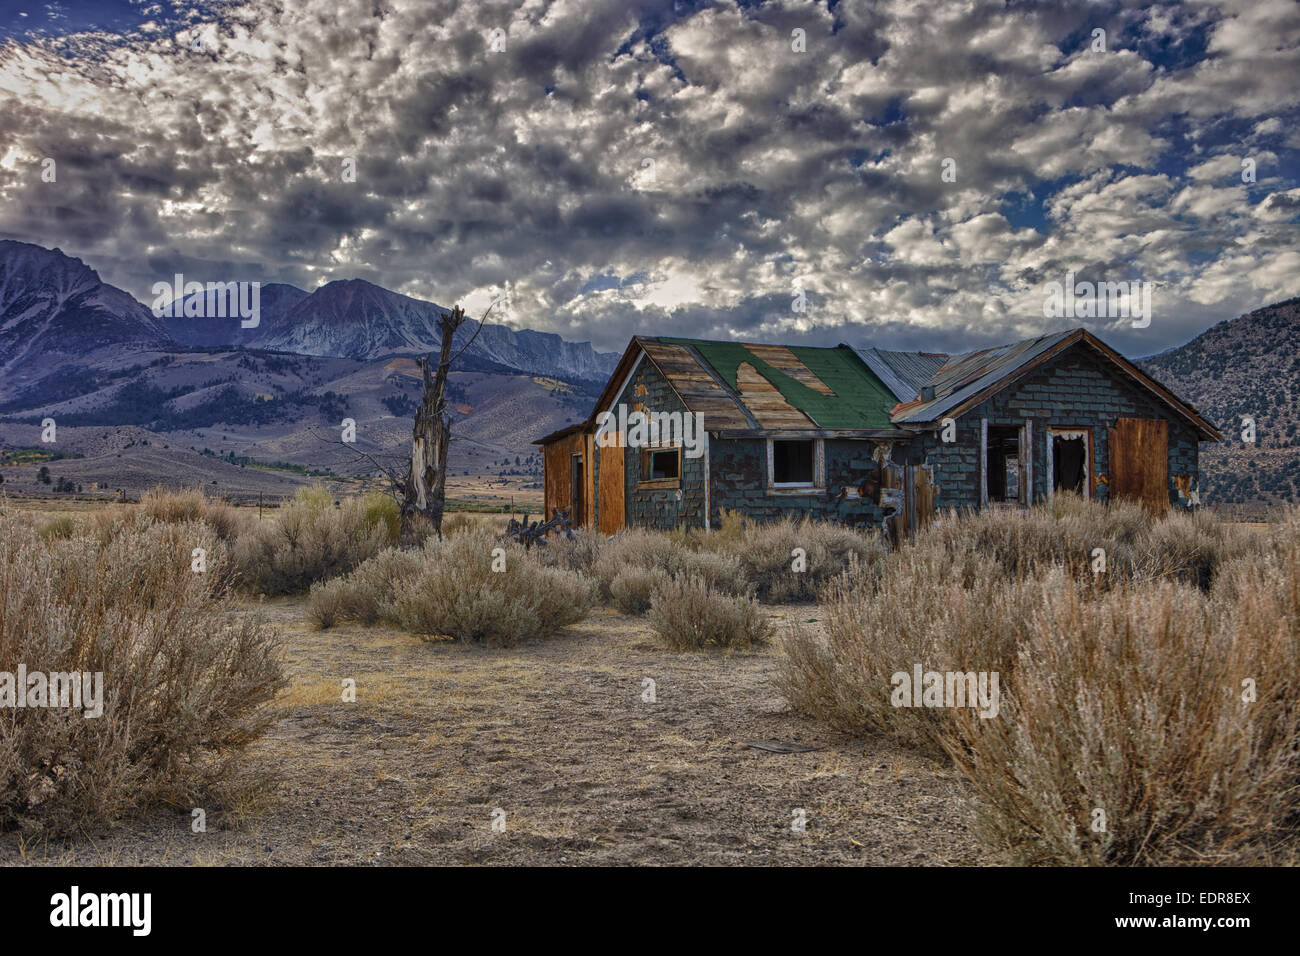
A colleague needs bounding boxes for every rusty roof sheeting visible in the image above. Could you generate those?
[853,347,950,403]
[892,331,1076,423]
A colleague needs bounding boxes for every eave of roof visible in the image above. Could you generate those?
[533,421,587,445]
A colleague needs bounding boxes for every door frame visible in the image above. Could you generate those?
[1046,426,1093,500]
[980,418,1034,508]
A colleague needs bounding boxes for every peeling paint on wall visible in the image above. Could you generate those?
[1173,473,1201,508]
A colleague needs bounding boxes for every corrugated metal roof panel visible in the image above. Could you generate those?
[853,347,949,402]
[892,330,1079,423]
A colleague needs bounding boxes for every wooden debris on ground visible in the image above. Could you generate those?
[503,509,574,549]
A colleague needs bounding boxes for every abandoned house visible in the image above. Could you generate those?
[535,328,1222,539]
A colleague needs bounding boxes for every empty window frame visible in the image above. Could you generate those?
[647,447,680,480]
[639,446,682,488]
[768,438,823,489]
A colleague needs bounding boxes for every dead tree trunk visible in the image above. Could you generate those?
[404,305,468,536]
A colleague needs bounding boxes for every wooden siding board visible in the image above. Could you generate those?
[584,433,596,526]
[598,435,625,534]
[543,432,582,520]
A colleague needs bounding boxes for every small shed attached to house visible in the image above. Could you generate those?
[535,328,1221,538]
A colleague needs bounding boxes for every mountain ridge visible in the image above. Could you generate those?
[0,241,618,386]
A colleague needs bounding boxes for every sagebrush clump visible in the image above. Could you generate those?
[779,499,1299,865]
[0,514,284,835]
[777,549,1040,757]
[309,528,596,646]
[231,486,397,594]
[139,486,253,541]
[584,515,882,609]
[949,567,1299,865]
[647,573,771,650]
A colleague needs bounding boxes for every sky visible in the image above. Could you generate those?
[0,0,1297,358]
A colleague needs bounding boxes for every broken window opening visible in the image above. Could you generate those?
[646,448,680,481]
[772,439,815,486]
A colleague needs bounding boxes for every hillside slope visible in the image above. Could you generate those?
[1143,297,1300,506]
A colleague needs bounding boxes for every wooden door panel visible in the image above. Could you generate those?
[1109,417,1168,513]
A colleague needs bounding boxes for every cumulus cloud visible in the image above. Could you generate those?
[0,0,1296,358]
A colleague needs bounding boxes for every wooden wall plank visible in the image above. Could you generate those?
[543,433,581,520]
[598,436,626,534]
[584,433,596,527]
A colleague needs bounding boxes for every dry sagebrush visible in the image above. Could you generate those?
[779,500,1298,865]
[683,511,885,602]
[231,486,397,595]
[309,528,596,646]
[0,514,284,835]
[948,571,1299,865]
[590,529,750,604]
[575,514,883,610]
[138,486,254,542]
[647,573,772,650]
[777,547,1040,757]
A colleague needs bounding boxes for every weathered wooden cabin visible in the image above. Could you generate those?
[536,329,1221,539]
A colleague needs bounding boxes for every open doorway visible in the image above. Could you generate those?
[985,425,1021,502]
[571,454,585,526]
[1048,428,1090,499]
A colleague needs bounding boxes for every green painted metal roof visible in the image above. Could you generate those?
[660,338,898,428]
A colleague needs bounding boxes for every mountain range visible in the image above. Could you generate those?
[0,240,617,385]
[0,240,610,501]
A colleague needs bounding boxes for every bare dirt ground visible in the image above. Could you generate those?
[0,597,987,867]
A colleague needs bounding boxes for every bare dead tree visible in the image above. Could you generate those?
[401,302,493,535]
[306,429,407,497]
